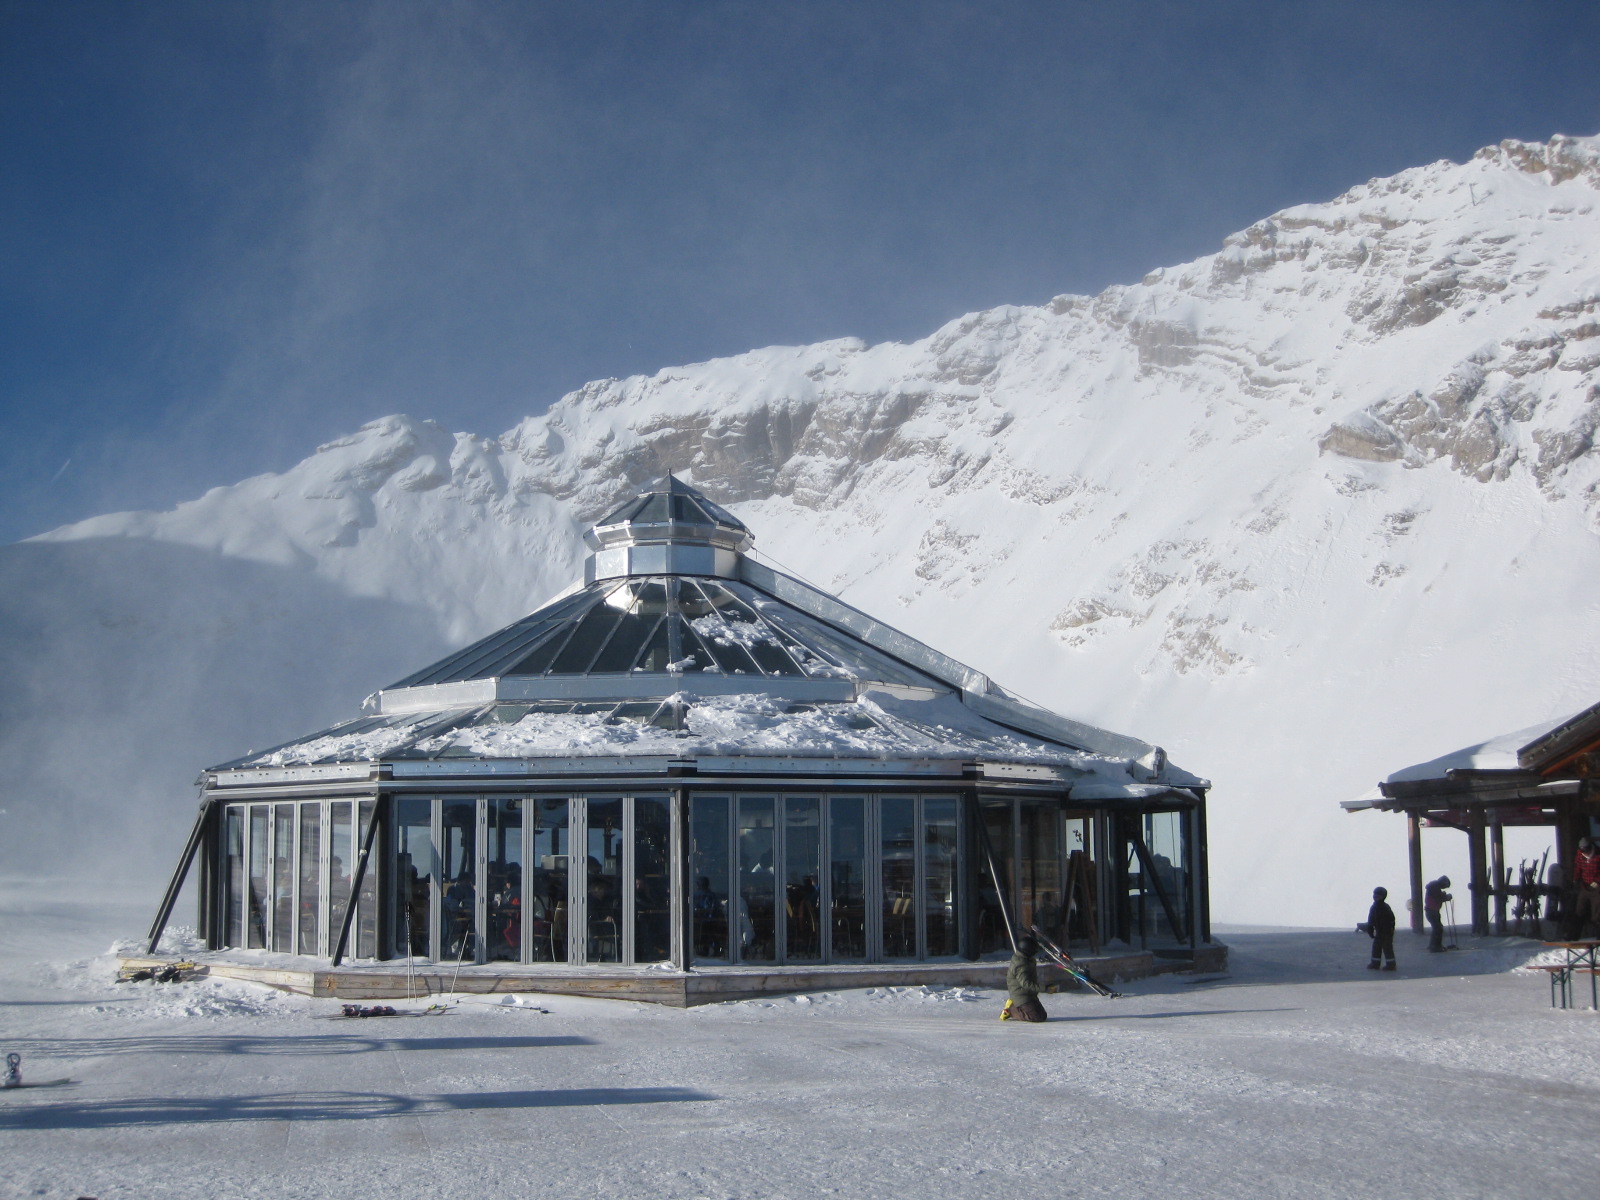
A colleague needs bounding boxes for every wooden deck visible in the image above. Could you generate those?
[119,942,1227,1007]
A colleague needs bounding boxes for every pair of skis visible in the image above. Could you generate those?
[1028,925,1121,999]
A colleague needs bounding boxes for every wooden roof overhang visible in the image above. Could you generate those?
[1354,771,1583,828]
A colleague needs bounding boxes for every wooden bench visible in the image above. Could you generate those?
[1526,963,1600,1009]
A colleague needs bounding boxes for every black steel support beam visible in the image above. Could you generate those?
[332,797,385,967]
[147,797,213,954]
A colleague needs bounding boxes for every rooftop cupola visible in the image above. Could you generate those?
[583,475,753,583]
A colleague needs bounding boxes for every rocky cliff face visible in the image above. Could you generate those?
[19,135,1600,923]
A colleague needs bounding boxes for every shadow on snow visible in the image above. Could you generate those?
[0,1087,716,1130]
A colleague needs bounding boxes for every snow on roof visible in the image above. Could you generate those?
[1383,710,1584,785]
[242,689,1136,779]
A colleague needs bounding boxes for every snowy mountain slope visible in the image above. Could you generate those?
[13,134,1600,922]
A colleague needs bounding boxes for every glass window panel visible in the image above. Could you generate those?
[329,802,354,951]
[691,796,731,962]
[636,617,671,673]
[827,796,866,961]
[674,620,718,673]
[1144,810,1189,945]
[272,805,295,953]
[977,802,1013,956]
[737,797,776,962]
[225,807,245,948]
[393,797,433,958]
[529,799,569,962]
[784,797,822,962]
[1060,815,1094,947]
[356,800,377,959]
[441,799,476,960]
[633,796,673,963]
[298,804,323,956]
[881,797,917,959]
[1020,803,1061,939]
[590,610,660,674]
[548,603,627,674]
[247,806,269,950]
[923,797,959,957]
[633,493,670,524]
[395,588,597,686]
[586,799,624,963]
[486,798,524,962]
[504,624,579,677]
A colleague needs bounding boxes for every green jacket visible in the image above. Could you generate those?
[1006,950,1040,1003]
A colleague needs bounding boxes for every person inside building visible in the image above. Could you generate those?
[1569,836,1600,940]
[1424,875,1452,951]
[1001,935,1048,1022]
[1359,886,1397,971]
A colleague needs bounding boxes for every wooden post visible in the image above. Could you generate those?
[1468,808,1489,937]
[1491,818,1507,935]
[1407,812,1425,935]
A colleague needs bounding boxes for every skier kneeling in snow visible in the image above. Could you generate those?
[1357,886,1397,971]
[1001,935,1048,1022]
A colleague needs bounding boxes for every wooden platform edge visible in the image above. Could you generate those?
[117,941,1228,1007]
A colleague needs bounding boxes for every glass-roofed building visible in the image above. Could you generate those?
[145,477,1221,1002]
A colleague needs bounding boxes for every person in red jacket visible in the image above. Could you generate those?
[1569,837,1600,940]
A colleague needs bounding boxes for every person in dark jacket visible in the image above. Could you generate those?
[1358,886,1397,971]
[1569,837,1600,939]
[1424,876,1452,951]
[1001,935,1048,1022]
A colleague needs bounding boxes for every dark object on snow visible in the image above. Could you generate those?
[4,1053,20,1089]
[341,1004,398,1018]
[116,961,199,984]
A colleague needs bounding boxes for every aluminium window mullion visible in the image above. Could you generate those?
[622,797,635,965]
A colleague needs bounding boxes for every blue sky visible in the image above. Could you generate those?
[2,0,1598,544]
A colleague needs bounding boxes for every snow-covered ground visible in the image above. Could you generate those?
[2,885,1595,1200]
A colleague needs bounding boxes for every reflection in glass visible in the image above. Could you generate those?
[634,796,672,962]
[587,799,623,962]
[691,796,731,961]
[248,806,269,949]
[977,803,1012,956]
[298,804,323,956]
[923,797,959,957]
[393,797,432,958]
[330,802,354,949]
[828,797,866,959]
[441,799,476,960]
[738,797,776,962]
[356,800,377,959]
[1143,810,1188,944]
[486,798,524,962]
[529,799,569,962]
[272,805,295,953]
[1020,802,1061,938]
[784,797,821,961]
[1061,815,1094,947]
[881,797,917,958]
[225,807,244,948]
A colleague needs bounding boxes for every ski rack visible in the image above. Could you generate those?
[1029,924,1122,999]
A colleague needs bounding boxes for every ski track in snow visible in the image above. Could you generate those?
[2,893,1598,1200]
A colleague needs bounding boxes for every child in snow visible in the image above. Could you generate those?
[1358,887,1397,971]
[1001,935,1048,1022]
